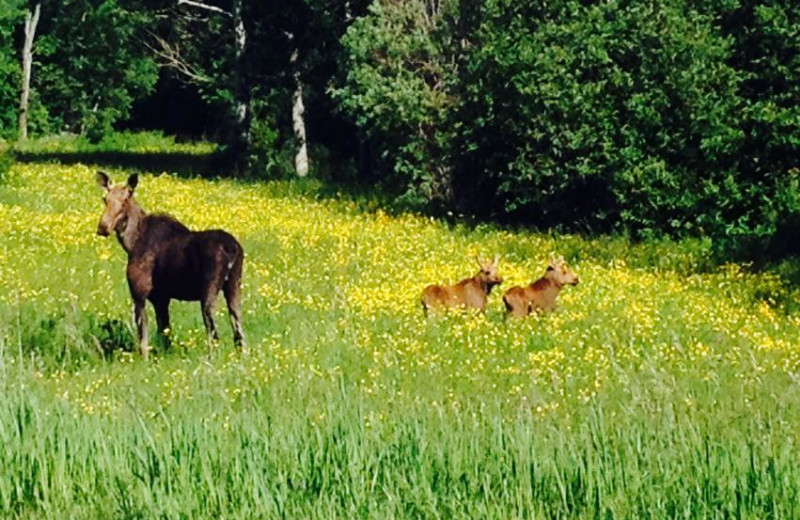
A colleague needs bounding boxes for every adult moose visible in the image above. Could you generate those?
[503,256,579,318]
[96,171,245,356]
[421,256,503,315]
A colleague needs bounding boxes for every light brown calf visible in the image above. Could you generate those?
[503,257,579,318]
[421,256,503,315]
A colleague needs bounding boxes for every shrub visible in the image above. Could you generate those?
[0,143,12,184]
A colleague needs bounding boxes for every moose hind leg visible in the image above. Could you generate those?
[223,277,245,349]
[201,290,220,349]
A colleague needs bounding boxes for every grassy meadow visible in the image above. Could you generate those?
[2,146,800,518]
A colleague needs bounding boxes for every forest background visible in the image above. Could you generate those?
[2,0,800,257]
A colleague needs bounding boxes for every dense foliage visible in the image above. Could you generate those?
[336,0,800,251]
[334,0,460,208]
[34,0,159,140]
[1,0,799,250]
[0,1,23,138]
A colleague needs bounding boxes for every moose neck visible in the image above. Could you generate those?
[543,274,563,291]
[473,277,496,295]
[116,199,147,254]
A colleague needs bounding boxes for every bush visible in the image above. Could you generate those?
[247,98,295,179]
[0,143,12,184]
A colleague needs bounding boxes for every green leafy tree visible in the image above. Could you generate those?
[333,0,460,209]
[0,1,23,139]
[468,0,743,235]
[34,0,159,140]
[712,0,800,255]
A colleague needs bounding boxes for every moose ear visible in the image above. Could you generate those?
[96,171,110,190]
[126,173,138,192]
[493,254,501,266]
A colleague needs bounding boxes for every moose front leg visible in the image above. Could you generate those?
[133,298,151,357]
[152,298,171,350]
[127,261,154,358]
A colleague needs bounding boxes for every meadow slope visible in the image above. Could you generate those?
[1,161,800,518]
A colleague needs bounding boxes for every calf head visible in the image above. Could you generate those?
[545,256,579,286]
[475,255,503,290]
[96,171,138,236]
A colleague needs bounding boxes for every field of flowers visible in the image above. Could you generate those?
[2,153,800,518]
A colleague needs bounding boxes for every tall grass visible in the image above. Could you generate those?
[1,358,798,519]
[1,148,800,518]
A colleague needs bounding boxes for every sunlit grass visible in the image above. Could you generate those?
[1,158,800,518]
[11,131,216,155]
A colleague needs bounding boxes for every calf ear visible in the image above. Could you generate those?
[126,173,139,192]
[96,171,110,190]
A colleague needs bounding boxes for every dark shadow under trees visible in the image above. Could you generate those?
[13,150,223,178]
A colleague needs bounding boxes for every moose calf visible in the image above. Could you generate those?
[96,171,245,356]
[503,257,579,318]
[421,256,503,315]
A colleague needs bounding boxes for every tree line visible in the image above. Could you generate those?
[1,0,799,255]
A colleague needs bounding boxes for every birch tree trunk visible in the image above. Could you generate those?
[18,3,41,141]
[230,0,251,169]
[290,46,309,177]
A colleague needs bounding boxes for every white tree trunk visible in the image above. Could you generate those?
[231,0,250,160]
[290,46,309,177]
[18,3,41,141]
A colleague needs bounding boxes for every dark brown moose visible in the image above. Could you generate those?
[96,172,245,356]
[503,256,579,318]
[421,256,503,315]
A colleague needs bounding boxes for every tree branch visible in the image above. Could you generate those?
[144,32,212,83]
[177,0,231,17]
